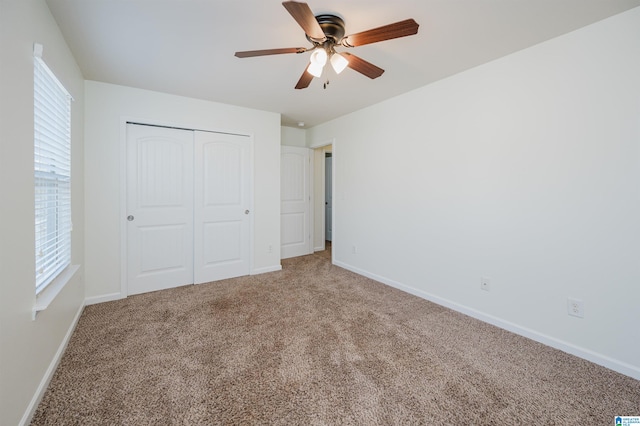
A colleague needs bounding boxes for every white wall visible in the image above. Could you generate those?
[308,8,640,379]
[84,81,281,302]
[0,1,86,424]
[281,125,307,147]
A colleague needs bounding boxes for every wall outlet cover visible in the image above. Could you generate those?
[567,298,584,318]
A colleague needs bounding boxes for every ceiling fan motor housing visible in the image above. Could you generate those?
[307,14,345,44]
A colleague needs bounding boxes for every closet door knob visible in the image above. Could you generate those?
[127,215,134,221]
[245,210,250,215]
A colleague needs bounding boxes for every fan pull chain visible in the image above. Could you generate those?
[323,79,330,89]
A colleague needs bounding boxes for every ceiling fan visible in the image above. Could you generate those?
[234,1,419,89]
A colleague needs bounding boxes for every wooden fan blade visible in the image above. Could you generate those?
[295,68,314,89]
[235,47,306,58]
[342,53,384,79]
[282,1,326,41]
[342,19,419,47]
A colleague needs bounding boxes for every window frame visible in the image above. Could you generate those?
[33,44,74,297]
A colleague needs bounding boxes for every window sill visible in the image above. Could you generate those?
[33,264,80,320]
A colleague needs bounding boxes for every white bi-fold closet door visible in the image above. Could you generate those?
[126,123,251,296]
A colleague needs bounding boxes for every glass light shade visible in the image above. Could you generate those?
[307,61,324,78]
[330,53,349,74]
[310,49,327,66]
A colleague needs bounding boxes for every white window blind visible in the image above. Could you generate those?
[34,52,72,293]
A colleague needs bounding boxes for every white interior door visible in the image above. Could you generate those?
[126,124,194,295]
[194,131,251,284]
[281,146,312,259]
[325,156,332,242]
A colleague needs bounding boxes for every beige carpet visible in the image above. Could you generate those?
[32,249,639,425]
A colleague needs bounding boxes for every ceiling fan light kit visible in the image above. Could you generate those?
[307,48,327,77]
[307,61,324,78]
[234,1,419,89]
[330,52,348,74]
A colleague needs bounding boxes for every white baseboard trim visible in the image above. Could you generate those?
[20,301,85,426]
[314,246,325,252]
[84,267,286,305]
[85,292,124,306]
[334,260,640,381]
[251,265,282,275]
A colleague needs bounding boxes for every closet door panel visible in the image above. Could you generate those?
[126,124,194,295]
[194,131,251,284]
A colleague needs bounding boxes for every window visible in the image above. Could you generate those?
[34,48,72,294]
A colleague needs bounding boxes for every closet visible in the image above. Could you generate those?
[126,123,251,295]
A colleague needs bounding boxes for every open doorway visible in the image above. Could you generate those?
[325,153,332,243]
[312,143,333,255]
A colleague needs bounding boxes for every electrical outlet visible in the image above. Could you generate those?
[268,245,273,253]
[352,245,357,254]
[481,277,490,292]
[567,298,584,318]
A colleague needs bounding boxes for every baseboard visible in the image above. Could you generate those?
[84,269,287,305]
[314,246,325,252]
[251,264,282,275]
[20,301,85,426]
[334,260,640,381]
[85,292,124,306]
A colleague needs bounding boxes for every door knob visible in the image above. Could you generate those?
[127,215,134,221]
[245,210,250,215]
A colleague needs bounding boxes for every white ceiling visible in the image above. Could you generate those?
[46,0,640,128]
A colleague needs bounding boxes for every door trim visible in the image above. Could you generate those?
[119,117,254,298]
[310,138,335,264]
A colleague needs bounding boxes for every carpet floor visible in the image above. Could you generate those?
[32,249,639,425]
